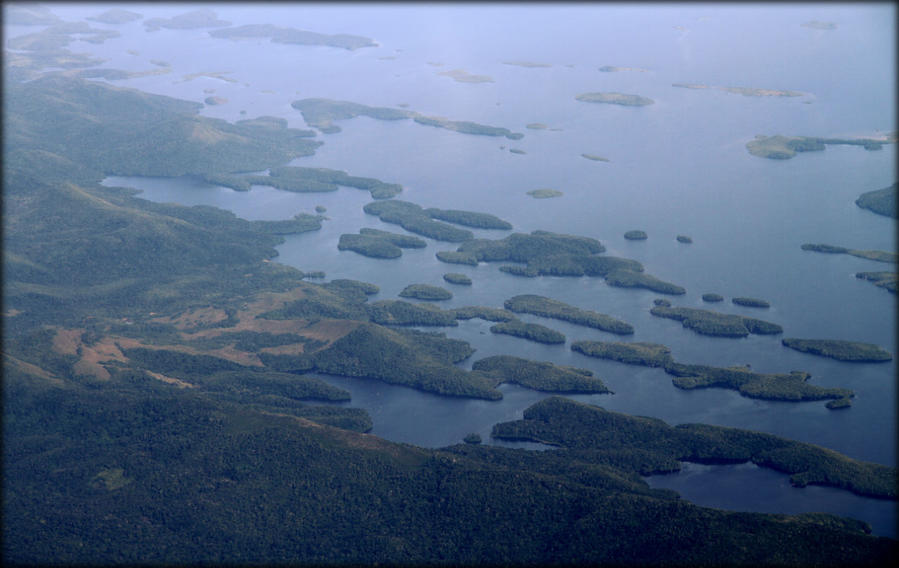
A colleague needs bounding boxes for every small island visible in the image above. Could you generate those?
[209,23,375,50]
[204,96,227,106]
[399,284,453,301]
[599,66,649,73]
[338,229,426,259]
[367,300,458,327]
[144,8,231,31]
[732,297,770,308]
[782,338,892,362]
[443,273,472,286]
[435,251,478,266]
[503,61,552,68]
[572,340,853,404]
[364,200,474,242]
[463,433,482,444]
[88,8,142,24]
[747,134,894,160]
[702,293,724,303]
[801,243,897,264]
[676,235,692,243]
[438,69,494,83]
[651,305,782,337]
[576,92,654,106]
[605,270,686,295]
[504,294,634,335]
[581,154,610,162]
[472,355,610,393]
[624,230,648,240]
[490,320,566,344]
[509,148,526,155]
[527,189,563,199]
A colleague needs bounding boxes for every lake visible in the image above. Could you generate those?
[37,2,895,536]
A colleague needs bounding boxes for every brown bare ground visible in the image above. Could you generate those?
[51,327,85,356]
[144,370,196,389]
[3,354,65,386]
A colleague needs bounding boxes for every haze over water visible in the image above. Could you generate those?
[36,2,894,536]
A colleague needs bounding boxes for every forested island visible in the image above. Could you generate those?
[802,243,897,264]
[504,294,634,335]
[291,98,523,139]
[782,339,893,362]
[210,23,376,50]
[571,340,851,404]
[651,305,782,337]
[747,134,895,159]
[576,92,655,106]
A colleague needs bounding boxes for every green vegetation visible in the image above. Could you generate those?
[338,234,402,258]
[571,340,848,404]
[210,23,376,50]
[677,235,693,243]
[856,183,897,218]
[399,284,453,301]
[424,208,512,230]
[367,300,458,327]
[213,165,403,199]
[290,98,522,139]
[504,294,634,335]
[7,47,895,567]
[472,355,610,393]
[575,92,654,106]
[801,243,897,264]
[364,200,474,242]
[435,251,478,265]
[509,148,526,155]
[143,8,231,31]
[605,270,686,295]
[443,273,472,285]
[527,189,563,198]
[827,398,853,410]
[654,298,671,307]
[449,306,517,322]
[9,384,892,566]
[312,323,500,399]
[782,339,892,362]
[856,271,897,293]
[205,96,227,106]
[498,265,537,277]
[492,397,896,499]
[490,320,566,344]
[414,115,523,139]
[582,154,610,162]
[624,230,648,240]
[665,363,850,402]
[359,228,426,248]
[88,8,142,24]
[733,297,770,308]
[651,305,781,337]
[571,341,674,367]
[463,433,483,444]
[702,293,724,302]
[438,69,494,83]
[338,229,425,259]
[747,135,893,159]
